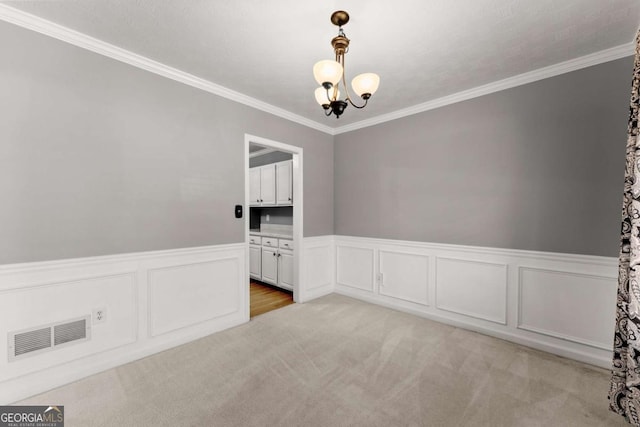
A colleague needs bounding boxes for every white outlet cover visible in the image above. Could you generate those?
[92,307,107,324]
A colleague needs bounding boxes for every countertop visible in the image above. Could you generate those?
[249,230,293,240]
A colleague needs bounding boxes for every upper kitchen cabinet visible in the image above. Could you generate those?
[250,164,276,206]
[250,160,292,206]
[249,167,261,205]
[276,160,293,205]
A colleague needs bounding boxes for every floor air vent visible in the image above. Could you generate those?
[8,316,91,362]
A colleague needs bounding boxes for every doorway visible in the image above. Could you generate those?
[244,134,303,319]
[249,280,294,317]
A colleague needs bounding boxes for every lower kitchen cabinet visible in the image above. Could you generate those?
[261,247,279,285]
[249,245,262,279]
[278,250,294,289]
[250,234,294,291]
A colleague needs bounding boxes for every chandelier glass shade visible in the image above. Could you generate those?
[313,11,380,119]
[313,60,343,87]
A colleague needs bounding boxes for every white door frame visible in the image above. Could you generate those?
[244,134,303,309]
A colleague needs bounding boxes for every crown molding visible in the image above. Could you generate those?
[0,4,335,136]
[333,41,635,135]
[0,4,634,137]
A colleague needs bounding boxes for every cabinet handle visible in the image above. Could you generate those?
[288,197,291,201]
[273,252,276,257]
[277,253,281,257]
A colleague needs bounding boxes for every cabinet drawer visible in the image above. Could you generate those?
[279,239,294,250]
[249,235,261,245]
[262,238,278,248]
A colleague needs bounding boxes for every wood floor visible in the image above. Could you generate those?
[250,280,294,318]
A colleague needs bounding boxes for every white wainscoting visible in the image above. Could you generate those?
[148,258,241,337]
[336,245,374,292]
[435,257,508,325]
[518,267,617,351]
[299,236,335,302]
[0,244,247,404]
[0,235,619,401]
[379,250,429,306]
[334,235,617,368]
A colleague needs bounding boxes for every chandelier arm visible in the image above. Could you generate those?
[340,52,369,109]
[337,49,366,109]
[346,96,368,109]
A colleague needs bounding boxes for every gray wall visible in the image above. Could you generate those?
[334,57,632,257]
[2,18,630,262]
[0,21,333,264]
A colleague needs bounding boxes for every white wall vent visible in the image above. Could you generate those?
[54,319,88,346]
[14,327,50,357]
[8,316,91,362]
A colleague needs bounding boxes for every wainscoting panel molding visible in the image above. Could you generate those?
[334,235,617,368]
[148,258,241,337]
[300,236,335,302]
[0,244,247,404]
[435,257,508,325]
[336,245,375,292]
[379,250,429,306]
[0,272,137,383]
[518,267,617,351]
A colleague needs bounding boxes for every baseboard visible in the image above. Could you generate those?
[333,235,617,369]
[0,243,247,404]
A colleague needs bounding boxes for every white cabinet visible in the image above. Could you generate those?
[260,165,276,205]
[251,236,294,291]
[261,247,279,285]
[278,250,294,289]
[250,164,276,206]
[261,237,277,248]
[249,245,262,279]
[249,168,261,205]
[276,161,293,205]
[250,160,292,206]
[278,239,293,250]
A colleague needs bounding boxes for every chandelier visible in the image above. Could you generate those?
[313,11,380,119]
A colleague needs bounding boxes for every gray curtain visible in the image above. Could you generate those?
[610,30,640,426]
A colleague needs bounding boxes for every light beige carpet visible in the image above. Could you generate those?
[19,294,626,426]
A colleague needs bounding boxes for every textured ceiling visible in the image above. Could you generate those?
[4,0,640,129]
